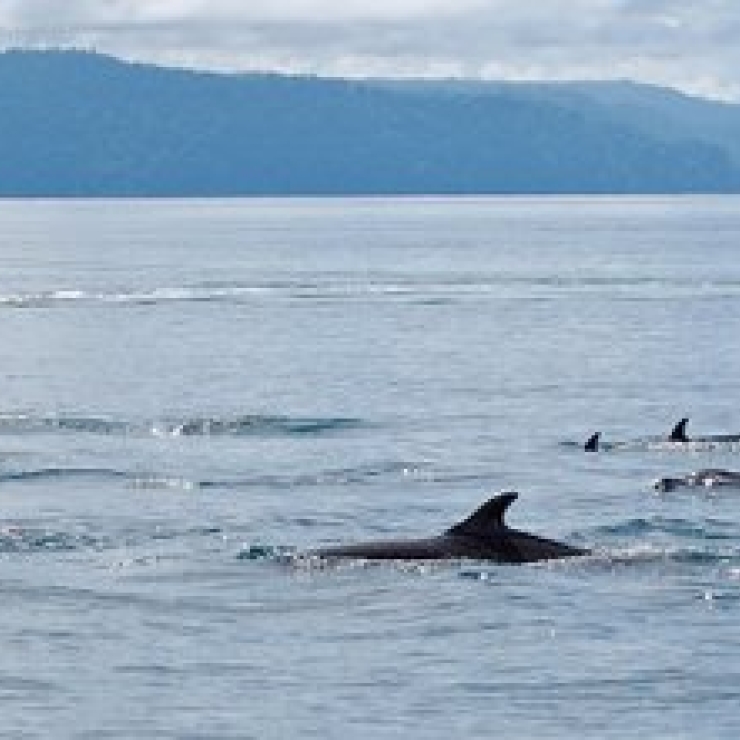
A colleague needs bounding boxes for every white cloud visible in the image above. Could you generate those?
[1,0,740,100]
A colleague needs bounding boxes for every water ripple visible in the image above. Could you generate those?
[0,411,366,439]
[592,516,739,541]
[0,460,497,491]
[0,522,223,556]
[4,275,740,310]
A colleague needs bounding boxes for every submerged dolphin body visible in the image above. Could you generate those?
[654,468,740,492]
[310,493,589,564]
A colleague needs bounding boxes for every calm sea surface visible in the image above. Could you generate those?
[1,196,740,738]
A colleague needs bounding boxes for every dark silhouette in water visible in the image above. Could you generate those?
[310,492,589,564]
[668,417,740,445]
[654,468,740,492]
[669,417,689,442]
[584,416,740,451]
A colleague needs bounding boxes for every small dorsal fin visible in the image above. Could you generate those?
[584,432,600,451]
[670,417,689,442]
[446,492,518,538]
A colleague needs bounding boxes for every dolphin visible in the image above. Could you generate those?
[668,417,740,445]
[309,492,589,564]
[584,432,601,451]
[654,468,740,492]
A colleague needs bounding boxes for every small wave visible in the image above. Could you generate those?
[0,522,224,557]
[0,412,130,436]
[0,459,435,492]
[5,276,740,310]
[129,475,198,491]
[0,290,74,309]
[0,411,367,439]
[0,281,456,309]
[158,415,364,437]
[0,467,129,485]
[143,461,436,492]
[573,514,740,570]
[271,461,431,487]
[0,527,106,554]
[0,466,198,490]
[594,543,740,568]
[592,516,738,541]
[0,285,265,309]
[236,544,296,563]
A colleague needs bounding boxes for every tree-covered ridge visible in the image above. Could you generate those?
[1,49,739,196]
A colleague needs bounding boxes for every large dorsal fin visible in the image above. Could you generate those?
[446,492,518,538]
[670,417,689,442]
[584,432,600,451]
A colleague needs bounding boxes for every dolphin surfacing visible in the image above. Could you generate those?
[654,469,740,492]
[584,417,740,452]
[310,493,588,564]
[668,417,740,445]
[669,417,690,442]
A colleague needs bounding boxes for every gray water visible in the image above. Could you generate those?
[1,196,740,738]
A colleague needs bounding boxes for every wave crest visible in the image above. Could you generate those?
[5,276,740,310]
[0,411,366,439]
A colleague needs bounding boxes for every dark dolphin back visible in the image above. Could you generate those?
[445,492,518,538]
[446,491,587,563]
[309,491,588,564]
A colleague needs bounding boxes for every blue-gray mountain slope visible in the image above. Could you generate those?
[1,49,739,196]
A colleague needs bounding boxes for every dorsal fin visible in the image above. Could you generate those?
[584,432,600,451]
[446,492,518,538]
[670,417,689,442]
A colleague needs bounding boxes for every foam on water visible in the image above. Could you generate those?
[0,410,367,438]
[5,274,740,311]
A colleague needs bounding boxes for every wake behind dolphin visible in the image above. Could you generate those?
[307,492,589,564]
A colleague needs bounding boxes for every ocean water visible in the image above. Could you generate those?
[1,196,740,738]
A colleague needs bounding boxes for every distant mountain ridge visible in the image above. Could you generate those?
[1,49,739,196]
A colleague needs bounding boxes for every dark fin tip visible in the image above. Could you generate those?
[584,432,600,451]
[670,417,689,442]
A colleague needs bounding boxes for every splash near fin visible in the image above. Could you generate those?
[670,417,689,442]
[584,432,600,451]
[446,492,518,538]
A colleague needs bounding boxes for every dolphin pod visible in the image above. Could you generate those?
[308,492,589,564]
[296,416,737,567]
[585,417,740,451]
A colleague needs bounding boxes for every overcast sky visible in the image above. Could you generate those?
[2,1,739,100]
